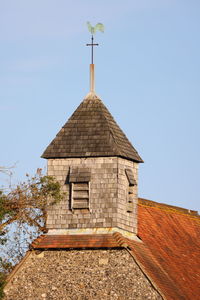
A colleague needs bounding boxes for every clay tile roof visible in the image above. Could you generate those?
[136,198,200,300]
[30,234,120,249]
[31,199,200,300]
[41,93,143,163]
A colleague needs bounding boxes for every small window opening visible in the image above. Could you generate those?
[69,167,91,210]
[125,169,137,213]
[71,182,90,209]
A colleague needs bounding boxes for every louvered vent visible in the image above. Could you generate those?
[71,182,90,209]
[69,167,91,210]
[125,169,136,213]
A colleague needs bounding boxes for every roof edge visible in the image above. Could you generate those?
[138,197,199,218]
[4,251,32,292]
[41,154,143,163]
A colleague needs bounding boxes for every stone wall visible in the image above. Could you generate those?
[5,249,162,300]
[47,157,138,233]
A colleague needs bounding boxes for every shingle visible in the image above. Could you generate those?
[41,93,143,163]
[69,167,91,182]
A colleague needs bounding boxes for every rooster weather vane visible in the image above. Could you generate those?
[86,22,104,64]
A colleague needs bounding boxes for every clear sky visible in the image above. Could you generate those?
[1,0,200,212]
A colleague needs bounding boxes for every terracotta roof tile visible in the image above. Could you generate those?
[31,234,120,249]
[137,198,200,300]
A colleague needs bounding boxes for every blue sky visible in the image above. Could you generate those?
[1,0,200,212]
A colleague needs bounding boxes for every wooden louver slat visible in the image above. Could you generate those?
[71,182,89,209]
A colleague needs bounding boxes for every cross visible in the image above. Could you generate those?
[86,35,99,64]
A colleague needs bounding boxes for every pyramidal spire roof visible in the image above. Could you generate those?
[42,92,143,163]
[42,31,143,162]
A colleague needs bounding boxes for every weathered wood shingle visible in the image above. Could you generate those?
[42,93,143,162]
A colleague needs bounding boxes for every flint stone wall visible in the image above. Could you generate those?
[47,157,138,233]
[5,249,162,300]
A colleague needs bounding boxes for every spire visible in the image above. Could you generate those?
[41,23,143,163]
[86,22,104,93]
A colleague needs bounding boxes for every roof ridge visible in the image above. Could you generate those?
[97,101,143,161]
[76,97,134,158]
[126,240,185,299]
[104,113,140,158]
[138,198,200,219]
[96,101,122,156]
[112,232,173,299]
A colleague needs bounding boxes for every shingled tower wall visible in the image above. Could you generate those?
[42,93,143,236]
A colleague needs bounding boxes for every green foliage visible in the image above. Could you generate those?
[0,192,13,223]
[0,170,64,233]
[39,175,63,205]
[0,258,12,299]
[0,169,64,283]
[0,272,5,300]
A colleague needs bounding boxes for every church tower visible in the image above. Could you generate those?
[42,33,143,238]
[4,26,199,300]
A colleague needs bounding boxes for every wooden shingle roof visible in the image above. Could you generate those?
[42,93,143,162]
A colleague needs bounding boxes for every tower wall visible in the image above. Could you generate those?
[47,157,138,234]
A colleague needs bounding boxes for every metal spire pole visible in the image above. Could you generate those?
[86,35,98,92]
[86,22,104,93]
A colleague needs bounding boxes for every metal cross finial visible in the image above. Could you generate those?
[86,35,98,64]
[86,22,104,64]
[86,22,104,92]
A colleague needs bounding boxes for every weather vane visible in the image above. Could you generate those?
[86,22,104,64]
